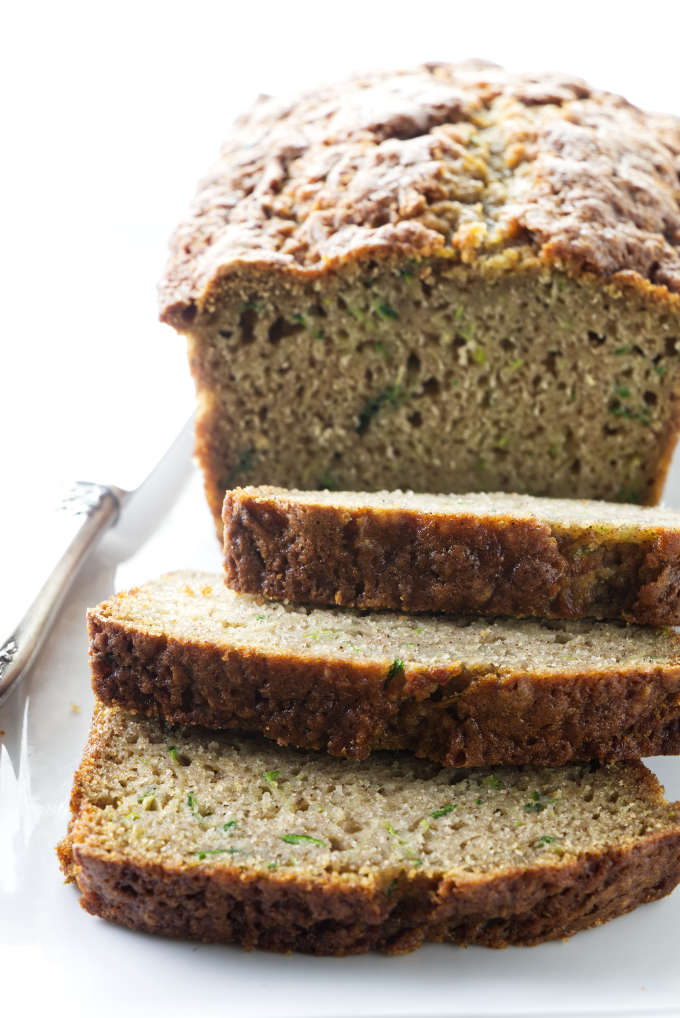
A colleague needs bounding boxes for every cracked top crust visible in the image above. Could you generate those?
[159,61,680,325]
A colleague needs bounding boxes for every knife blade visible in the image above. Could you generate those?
[0,407,195,706]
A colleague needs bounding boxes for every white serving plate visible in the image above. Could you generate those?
[2,445,680,1018]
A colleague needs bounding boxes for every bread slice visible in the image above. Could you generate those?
[159,64,680,535]
[58,705,680,955]
[88,571,680,767]
[223,486,680,624]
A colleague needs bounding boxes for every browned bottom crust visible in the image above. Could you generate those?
[58,831,680,955]
[222,492,680,625]
[89,617,680,766]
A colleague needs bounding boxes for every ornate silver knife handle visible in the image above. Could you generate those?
[0,481,123,705]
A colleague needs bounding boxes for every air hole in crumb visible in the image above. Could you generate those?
[407,351,421,374]
[268,317,304,345]
[408,411,423,428]
[644,390,658,407]
[664,336,678,357]
[239,308,257,344]
[422,377,441,397]
[570,458,581,476]
[587,330,606,347]
[448,772,469,786]
[543,350,560,376]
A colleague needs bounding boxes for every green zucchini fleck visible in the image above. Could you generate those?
[385,823,422,867]
[317,471,339,491]
[263,769,280,789]
[195,848,240,860]
[281,834,326,847]
[222,449,254,489]
[523,791,558,813]
[356,384,402,434]
[376,301,399,320]
[386,658,405,686]
[186,791,201,817]
[430,804,456,819]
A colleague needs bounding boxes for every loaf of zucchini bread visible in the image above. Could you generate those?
[159,62,680,533]
[58,705,680,954]
[223,486,680,623]
[88,571,680,767]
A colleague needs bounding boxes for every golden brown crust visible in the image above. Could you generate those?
[57,833,680,954]
[223,489,680,624]
[88,613,680,767]
[159,63,680,326]
[57,719,680,955]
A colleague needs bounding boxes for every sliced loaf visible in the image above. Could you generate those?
[58,706,680,955]
[223,487,680,624]
[88,571,680,767]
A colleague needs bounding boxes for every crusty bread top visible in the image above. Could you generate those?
[67,706,679,884]
[159,62,680,325]
[229,486,680,534]
[92,571,680,675]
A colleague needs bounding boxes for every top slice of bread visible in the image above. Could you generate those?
[223,486,680,624]
[58,705,680,955]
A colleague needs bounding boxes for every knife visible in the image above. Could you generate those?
[0,412,194,706]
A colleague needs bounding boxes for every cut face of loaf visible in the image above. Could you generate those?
[158,65,680,532]
[179,266,680,533]
[58,706,680,955]
[223,486,680,624]
[88,571,680,767]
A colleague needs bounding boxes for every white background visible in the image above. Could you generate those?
[2,2,680,1016]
